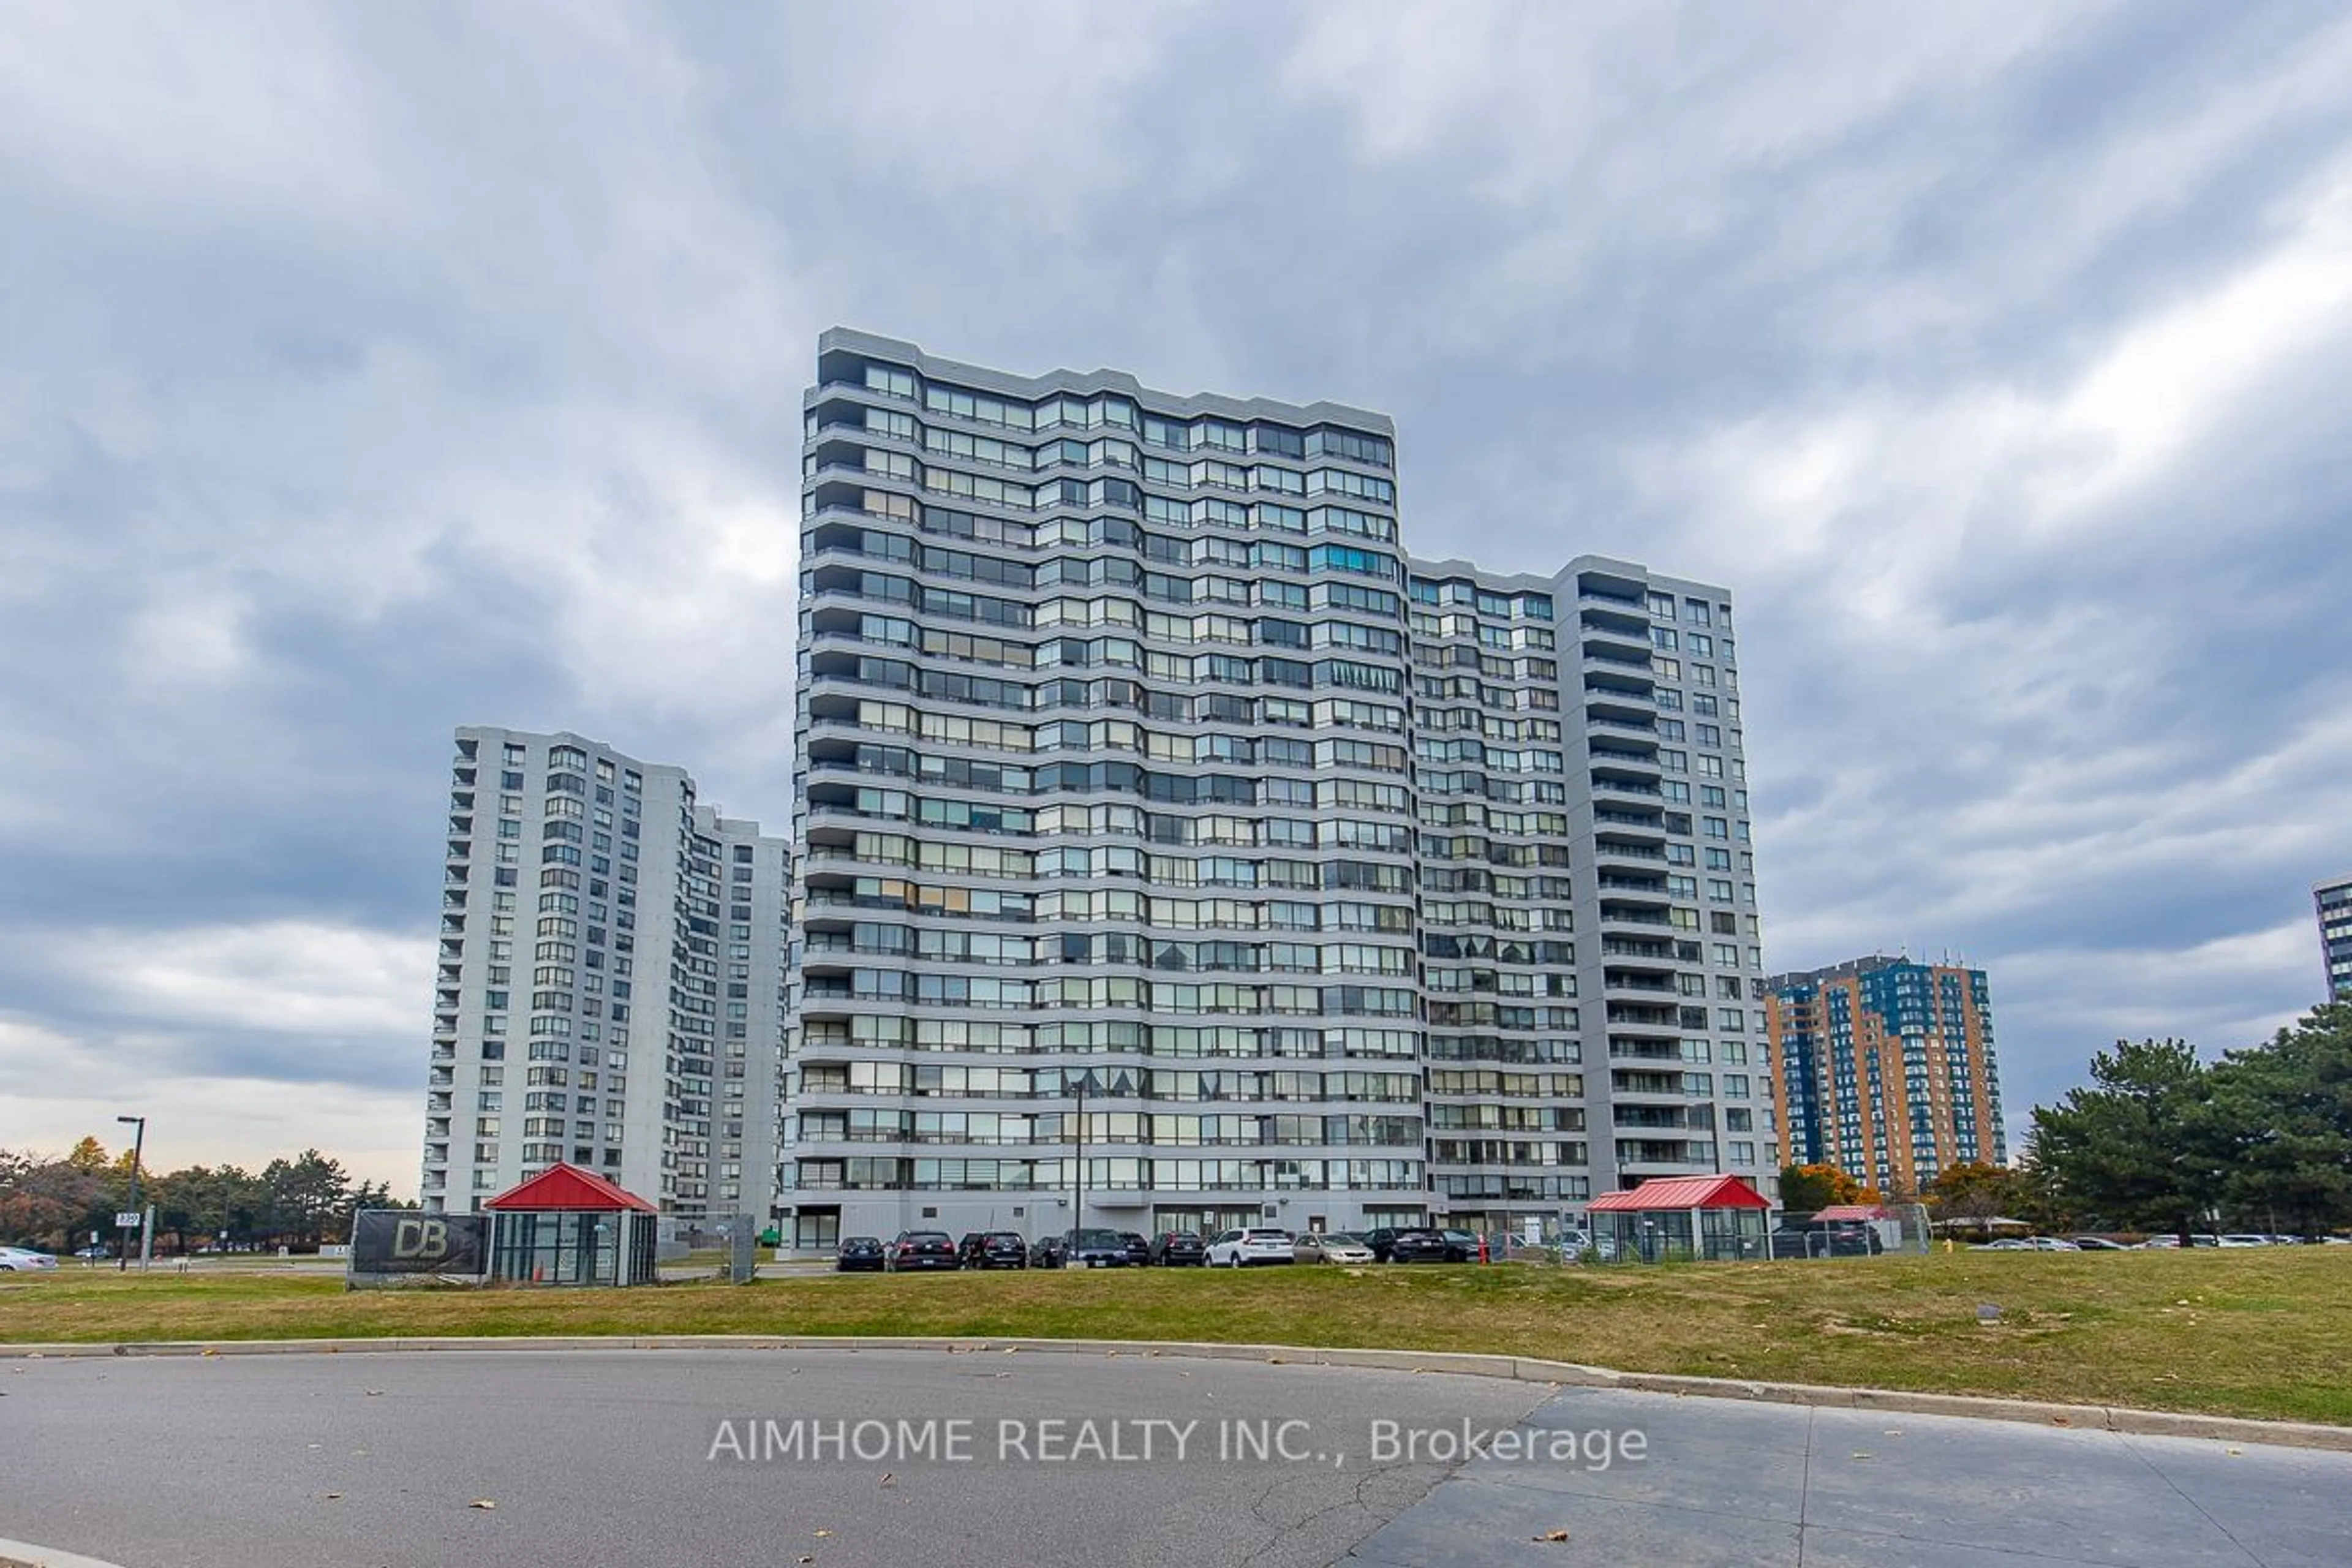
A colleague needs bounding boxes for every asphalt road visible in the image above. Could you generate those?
[0,1348,1545,1568]
[3,1349,2345,1568]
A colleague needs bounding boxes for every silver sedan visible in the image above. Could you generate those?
[1294,1231,1377,1264]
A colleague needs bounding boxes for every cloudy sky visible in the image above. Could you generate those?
[4,3,2349,1191]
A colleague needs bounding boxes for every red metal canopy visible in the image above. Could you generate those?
[483,1161,658,1213]
[1587,1175,1771,1212]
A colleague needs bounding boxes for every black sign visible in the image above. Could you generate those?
[350,1210,488,1276]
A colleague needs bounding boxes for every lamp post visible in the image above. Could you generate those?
[1065,1066,1133,1256]
[116,1115,146,1273]
[1068,1068,1097,1247]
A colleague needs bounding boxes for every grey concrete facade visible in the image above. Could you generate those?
[783,331,1772,1248]
[421,728,788,1219]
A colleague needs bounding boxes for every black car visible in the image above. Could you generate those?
[960,1231,1029,1270]
[1120,1232,1153,1267]
[1028,1234,1068,1269]
[1361,1227,1402,1263]
[1150,1230,1207,1266]
[836,1236,886,1273]
[1385,1229,1453,1263]
[885,1230,960,1272]
[1769,1223,1880,1259]
[1061,1227,1132,1267]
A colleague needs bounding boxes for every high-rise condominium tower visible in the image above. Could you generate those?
[1765,954,2005,1196]
[421,727,788,1218]
[2316,875,2352,1003]
[783,328,1772,1247]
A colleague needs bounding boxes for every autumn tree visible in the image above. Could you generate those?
[1777,1163,1871,1215]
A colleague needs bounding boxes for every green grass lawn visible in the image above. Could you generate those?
[7,1249,2350,1425]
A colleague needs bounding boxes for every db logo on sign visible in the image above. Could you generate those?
[391,1219,450,1261]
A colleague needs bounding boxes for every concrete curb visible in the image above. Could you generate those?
[6,1334,2346,1453]
[0,1537,135,1568]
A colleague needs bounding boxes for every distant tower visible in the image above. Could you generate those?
[1764,955,2004,1194]
[420,728,788,1222]
[2316,876,2352,1003]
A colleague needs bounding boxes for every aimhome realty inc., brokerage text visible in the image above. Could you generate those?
[707,1416,1648,1470]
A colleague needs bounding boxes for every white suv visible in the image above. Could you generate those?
[1205,1228,1295,1268]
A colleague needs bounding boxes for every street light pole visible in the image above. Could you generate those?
[116,1115,146,1273]
[1071,1069,1091,1248]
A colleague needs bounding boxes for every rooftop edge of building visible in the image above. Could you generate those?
[814,326,1398,436]
[454,724,772,837]
[1766,954,1986,990]
[1408,552,1736,600]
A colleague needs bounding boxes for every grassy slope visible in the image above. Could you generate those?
[6,1250,2349,1425]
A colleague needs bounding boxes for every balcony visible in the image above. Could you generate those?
[1580,647,1653,673]
[1590,776,1664,802]
[1613,1106,1698,1131]
[1578,620,1651,658]
[1591,839,1668,865]
[1588,744,1661,772]
[1575,574,1648,611]
[1581,685,1655,720]
[1602,976,1678,1001]
[1610,1070,1687,1097]
[1596,878,1672,906]
[1605,1000,1681,1030]
[1614,1139,1709,1167]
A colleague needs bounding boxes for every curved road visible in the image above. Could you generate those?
[2,1348,2344,1567]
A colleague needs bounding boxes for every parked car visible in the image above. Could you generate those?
[1028,1234,1068,1269]
[1768,1221,1880,1258]
[1205,1227,1295,1267]
[70,1245,112,1261]
[1438,1229,1480,1262]
[1119,1232,1153,1267]
[0,1246,59,1272]
[1057,1228,1133,1267]
[958,1231,1029,1270]
[1149,1230,1207,1267]
[1384,1229,1453,1264]
[1973,1238,2031,1251]
[2217,1234,2271,1248]
[1360,1227,1403,1262]
[1294,1231,1376,1264]
[836,1236,886,1272]
[2067,1237,2132,1251]
[884,1231,960,1272]
[2022,1236,2081,1251]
